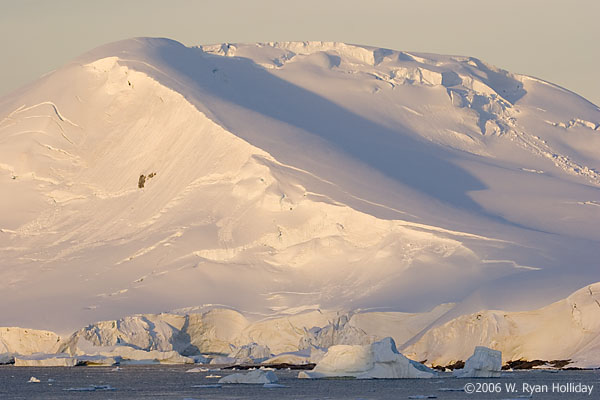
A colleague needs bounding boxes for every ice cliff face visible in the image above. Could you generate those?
[2,283,600,367]
[0,327,60,355]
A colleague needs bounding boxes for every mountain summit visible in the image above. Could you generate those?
[1,38,599,333]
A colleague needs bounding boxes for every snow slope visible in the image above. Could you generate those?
[404,282,600,368]
[0,38,599,343]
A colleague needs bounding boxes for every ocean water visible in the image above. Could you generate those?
[0,365,598,399]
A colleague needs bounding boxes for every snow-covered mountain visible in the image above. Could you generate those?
[1,37,599,348]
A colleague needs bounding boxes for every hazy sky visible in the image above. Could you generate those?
[1,0,598,105]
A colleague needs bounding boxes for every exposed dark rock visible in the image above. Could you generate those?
[223,363,316,370]
[432,360,464,371]
[502,359,571,370]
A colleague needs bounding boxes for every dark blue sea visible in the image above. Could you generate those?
[0,366,598,399]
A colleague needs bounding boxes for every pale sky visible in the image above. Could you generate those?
[1,0,598,106]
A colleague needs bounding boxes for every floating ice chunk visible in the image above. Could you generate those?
[191,384,222,388]
[453,346,502,378]
[408,396,437,399]
[28,376,40,383]
[299,337,435,379]
[218,369,278,384]
[186,366,209,372]
[205,374,221,378]
[64,384,115,391]
[263,383,288,388]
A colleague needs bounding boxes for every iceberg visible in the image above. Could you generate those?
[298,337,435,379]
[453,346,502,378]
[218,369,279,384]
[14,353,80,367]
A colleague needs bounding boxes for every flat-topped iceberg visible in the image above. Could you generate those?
[298,337,435,379]
[453,346,502,378]
[14,353,80,367]
[218,369,278,384]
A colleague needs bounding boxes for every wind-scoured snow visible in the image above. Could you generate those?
[0,38,599,365]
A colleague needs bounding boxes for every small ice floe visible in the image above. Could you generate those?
[408,396,437,399]
[205,374,221,378]
[218,369,278,384]
[186,367,209,373]
[437,387,464,392]
[63,384,116,392]
[191,384,222,388]
[47,378,55,382]
[263,383,288,388]
[27,376,40,383]
[111,366,121,371]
